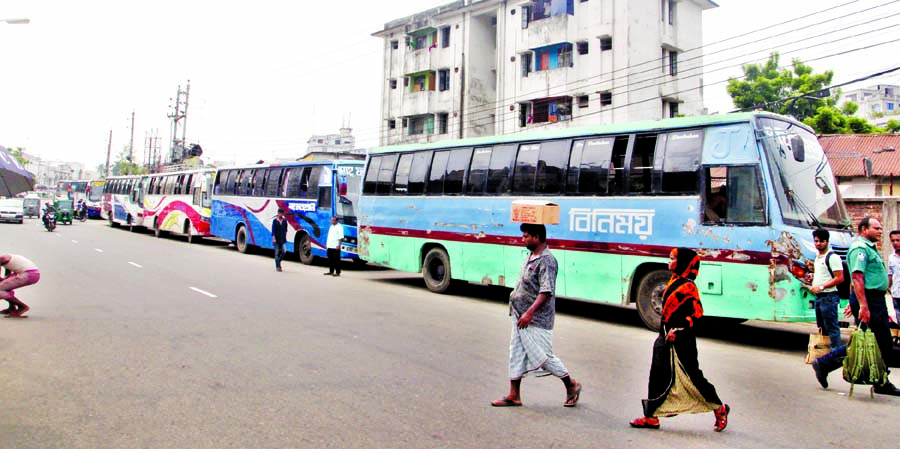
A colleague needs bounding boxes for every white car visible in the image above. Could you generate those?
[0,198,25,224]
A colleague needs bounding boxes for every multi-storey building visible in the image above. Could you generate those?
[373,0,716,146]
[840,84,900,127]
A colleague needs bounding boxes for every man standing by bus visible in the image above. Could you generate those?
[272,208,288,272]
[491,223,582,408]
[809,229,844,350]
[325,216,344,277]
[812,218,900,396]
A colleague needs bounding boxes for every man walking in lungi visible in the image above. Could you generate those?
[491,223,582,407]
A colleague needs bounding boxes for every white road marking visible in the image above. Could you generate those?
[94,248,104,253]
[128,262,143,268]
[71,240,78,243]
[189,287,218,298]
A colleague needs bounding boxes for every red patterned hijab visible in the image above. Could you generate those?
[670,247,700,281]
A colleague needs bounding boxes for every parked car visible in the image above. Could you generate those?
[0,198,25,224]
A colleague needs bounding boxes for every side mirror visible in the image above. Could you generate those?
[790,134,805,162]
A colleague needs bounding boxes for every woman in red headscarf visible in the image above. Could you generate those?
[630,247,730,432]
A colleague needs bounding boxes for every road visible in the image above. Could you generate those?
[1,219,896,449]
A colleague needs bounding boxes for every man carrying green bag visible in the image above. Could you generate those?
[842,325,888,398]
[811,218,900,396]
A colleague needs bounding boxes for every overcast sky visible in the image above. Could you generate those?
[2,0,898,170]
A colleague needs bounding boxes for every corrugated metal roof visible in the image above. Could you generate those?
[820,134,900,177]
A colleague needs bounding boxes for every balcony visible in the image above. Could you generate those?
[524,13,569,49]
[402,91,434,117]
[404,50,433,75]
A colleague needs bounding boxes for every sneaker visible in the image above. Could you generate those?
[812,359,828,389]
[276,267,282,272]
[873,381,900,396]
[334,273,341,277]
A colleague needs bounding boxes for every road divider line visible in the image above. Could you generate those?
[94,248,104,253]
[128,262,143,268]
[189,287,218,298]
[71,240,78,243]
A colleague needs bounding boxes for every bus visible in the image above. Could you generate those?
[85,180,106,218]
[102,175,146,230]
[56,180,89,201]
[143,169,216,243]
[358,112,853,330]
[210,160,365,264]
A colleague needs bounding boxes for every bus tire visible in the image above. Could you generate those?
[297,234,314,265]
[109,214,118,228]
[423,247,452,294]
[236,226,250,254]
[184,221,193,244]
[154,219,163,238]
[636,269,669,332]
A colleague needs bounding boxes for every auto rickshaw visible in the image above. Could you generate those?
[23,196,41,218]
[54,199,74,225]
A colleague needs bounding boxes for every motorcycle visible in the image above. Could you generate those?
[75,205,88,222]
[43,210,57,232]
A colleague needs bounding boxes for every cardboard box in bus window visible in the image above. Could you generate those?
[510,200,560,225]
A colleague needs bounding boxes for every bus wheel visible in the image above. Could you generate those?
[154,219,163,238]
[636,269,669,332]
[184,221,193,244]
[109,214,117,228]
[423,247,452,293]
[297,234,314,265]
[236,226,249,253]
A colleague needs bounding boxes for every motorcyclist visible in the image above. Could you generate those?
[42,203,57,228]
[76,199,87,220]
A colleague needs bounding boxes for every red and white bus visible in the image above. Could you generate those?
[142,168,216,243]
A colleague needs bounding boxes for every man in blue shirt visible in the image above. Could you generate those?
[271,208,288,272]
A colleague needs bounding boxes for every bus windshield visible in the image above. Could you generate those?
[759,118,850,230]
[88,188,103,202]
[337,166,363,222]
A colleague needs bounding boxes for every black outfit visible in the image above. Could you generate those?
[328,248,341,275]
[272,217,288,270]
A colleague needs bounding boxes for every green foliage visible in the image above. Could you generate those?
[5,147,29,165]
[841,101,859,116]
[887,120,900,133]
[727,52,834,120]
[109,145,147,175]
[803,106,887,135]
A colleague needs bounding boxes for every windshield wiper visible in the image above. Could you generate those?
[787,188,823,229]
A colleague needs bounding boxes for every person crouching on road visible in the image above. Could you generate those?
[325,216,344,277]
[630,247,730,431]
[491,223,582,408]
[272,208,288,272]
[0,254,41,318]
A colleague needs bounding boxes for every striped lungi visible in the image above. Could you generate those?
[508,312,569,380]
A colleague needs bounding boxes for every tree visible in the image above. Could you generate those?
[110,145,147,176]
[841,101,859,116]
[802,107,846,134]
[727,52,834,120]
[887,120,900,133]
[4,146,29,165]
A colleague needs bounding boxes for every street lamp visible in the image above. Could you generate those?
[1,18,30,25]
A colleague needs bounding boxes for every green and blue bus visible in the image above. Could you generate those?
[358,112,852,330]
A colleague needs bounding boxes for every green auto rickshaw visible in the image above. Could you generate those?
[54,199,74,225]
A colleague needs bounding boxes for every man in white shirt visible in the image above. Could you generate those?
[325,216,344,277]
[809,229,844,350]
[887,230,900,323]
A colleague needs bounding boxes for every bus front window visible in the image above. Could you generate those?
[337,166,363,224]
[759,118,850,229]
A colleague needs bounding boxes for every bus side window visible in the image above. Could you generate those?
[394,153,414,195]
[609,136,629,195]
[377,154,399,195]
[264,168,283,197]
[536,139,570,194]
[284,168,303,198]
[468,147,492,195]
[704,166,727,223]
[486,145,516,195]
[444,148,472,195]
[316,166,332,209]
[364,157,382,194]
[628,134,658,194]
[427,151,450,195]
[660,130,702,194]
[704,166,765,225]
[513,144,540,194]
[252,170,266,196]
[408,152,432,195]
[568,137,614,195]
[223,170,236,195]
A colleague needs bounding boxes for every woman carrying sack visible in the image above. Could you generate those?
[630,247,730,432]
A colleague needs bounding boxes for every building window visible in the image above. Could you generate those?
[661,48,667,74]
[535,43,573,71]
[391,40,398,50]
[532,0,574,20]
[438,69,450,92]
[402,118,408,128]
[664,100,679,118]
[599,91,612,106]
[888,103,895,111]
[521,5,532,29]
[578,95,589,108]
[521,52,533,77]
[388,119,396,130]
[437,113,449,134]
[669,50,678,76]
[668,0,676,24]
[441,26,451,48]
[531,97,572,123]
[577,41,589,55]
[519,103,532,127]
[599,36,612,51]
[390,79,397,89]
[404,77,409,87]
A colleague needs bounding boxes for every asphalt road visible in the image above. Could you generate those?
[1,219,897,449]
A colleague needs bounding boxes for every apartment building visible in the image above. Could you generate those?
[840,84,900,127]
[373,0,716,146]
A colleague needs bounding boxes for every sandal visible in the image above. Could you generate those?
[490,397,522,407]
[0,308,12,315]
[629,417,660,429]
[563,382,582,407]
[714,404,730,432]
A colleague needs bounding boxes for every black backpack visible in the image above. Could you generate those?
[825,251,852,299]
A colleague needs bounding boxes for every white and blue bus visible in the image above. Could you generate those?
[359,112,853,330]
[210,161,365,264]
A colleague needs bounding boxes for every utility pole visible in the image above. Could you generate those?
[128,110,135,175]
[168,80,191,164]
[105,129,112,177]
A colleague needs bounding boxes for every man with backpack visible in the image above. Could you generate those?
[809,229,845,350]
[812,218,900,396]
